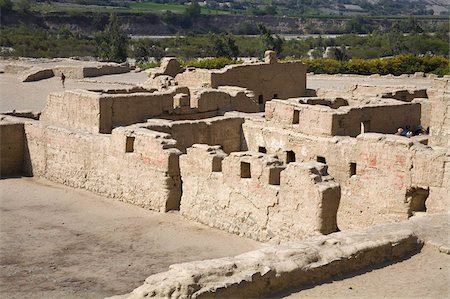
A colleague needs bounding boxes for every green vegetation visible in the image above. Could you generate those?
[0,26,95,58]
[95,13,128,62]
[182,57,242,69]
[304,55,450,76]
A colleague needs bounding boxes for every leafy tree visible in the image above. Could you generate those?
[95,13,128,63]
[16,0,31,13]
[0,0,13,13]
[185,1,201,19]
[209,33,240,59]
[258,24,283,56]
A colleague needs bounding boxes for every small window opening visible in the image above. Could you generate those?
[361,120,371,134]
[240,162,251,178]
[212,157,223,172]
[258,95,264,104]
[273,94,278,98]
[269,168,282,185]
[286,151,296,164]
[317,156,326,164]
[349,162,357,177]
[258,146,267,154]
[293,110,299,124]
[125,136,135,153]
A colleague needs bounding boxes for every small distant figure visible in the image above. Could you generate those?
[395,128,404,135]
[61,73,66,88]
[406,131,413,138]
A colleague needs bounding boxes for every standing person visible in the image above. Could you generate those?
[61,73,66,88]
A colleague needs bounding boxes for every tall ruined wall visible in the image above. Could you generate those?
[242,120,449,229]
[20,119,181,212]
[180,145,340,242]
[40,88,186,134]
[40,90,102,134]
[211,61,307,106]
[175,61,307,109]
[146,116,244,153]
[0,121,24,177]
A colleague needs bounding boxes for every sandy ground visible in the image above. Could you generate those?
[0,72,148,112]
[279,246,450,299]
[0,178,262,299]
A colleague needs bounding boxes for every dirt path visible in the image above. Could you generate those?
[0,178,262,299]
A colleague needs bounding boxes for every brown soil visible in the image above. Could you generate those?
[0,178,262,299]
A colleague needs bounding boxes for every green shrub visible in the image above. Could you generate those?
[137,61,160,70]
[182,57,242,69]
[304,55,449,76]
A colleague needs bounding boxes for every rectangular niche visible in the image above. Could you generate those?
[240,162,251,178]
[286,150,296,163]
[125,136,135,153]
[349,162,357,177]
[293,110,299,124]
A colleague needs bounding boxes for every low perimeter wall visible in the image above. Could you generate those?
[111,220,421,299]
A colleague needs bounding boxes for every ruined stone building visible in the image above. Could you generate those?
[1,52,449,243]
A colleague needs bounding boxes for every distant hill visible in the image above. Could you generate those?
[19,0,450,17]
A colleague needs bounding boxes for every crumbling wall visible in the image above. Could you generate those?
[17,118,182,212]
[0,121,24,177]
[40,90,103,134]
[428,87,450,147]
[146,116,244,153]
[175,60,307,110]
[180,145,340,242]
[265,98,421,137]
[40,88,184,134]
[242,120,448,229]
[211,61,306,108]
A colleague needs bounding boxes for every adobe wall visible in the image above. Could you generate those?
[266,98,421,137]
[242,120,449,229]
[146,115,244,153]
[176,61,307,109]
[174,68,213,88]
[40,86,258,134]
[180,145,340,242]
[210,62,307,105]
[40,90,103,134]
[11,116,182,212]
[428,87,450,147]
[0,121,24,177]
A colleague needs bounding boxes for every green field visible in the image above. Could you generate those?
[30,1,231,15]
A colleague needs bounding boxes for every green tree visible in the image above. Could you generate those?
[16,0,31,13]
[258,24,283,56]
[209,33,240,59]
[0,0,13,13]
[96,13,128,63]
[185,1,201,19]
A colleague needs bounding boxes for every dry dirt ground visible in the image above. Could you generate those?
[280,246,450,299]
[0,178,262,299]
